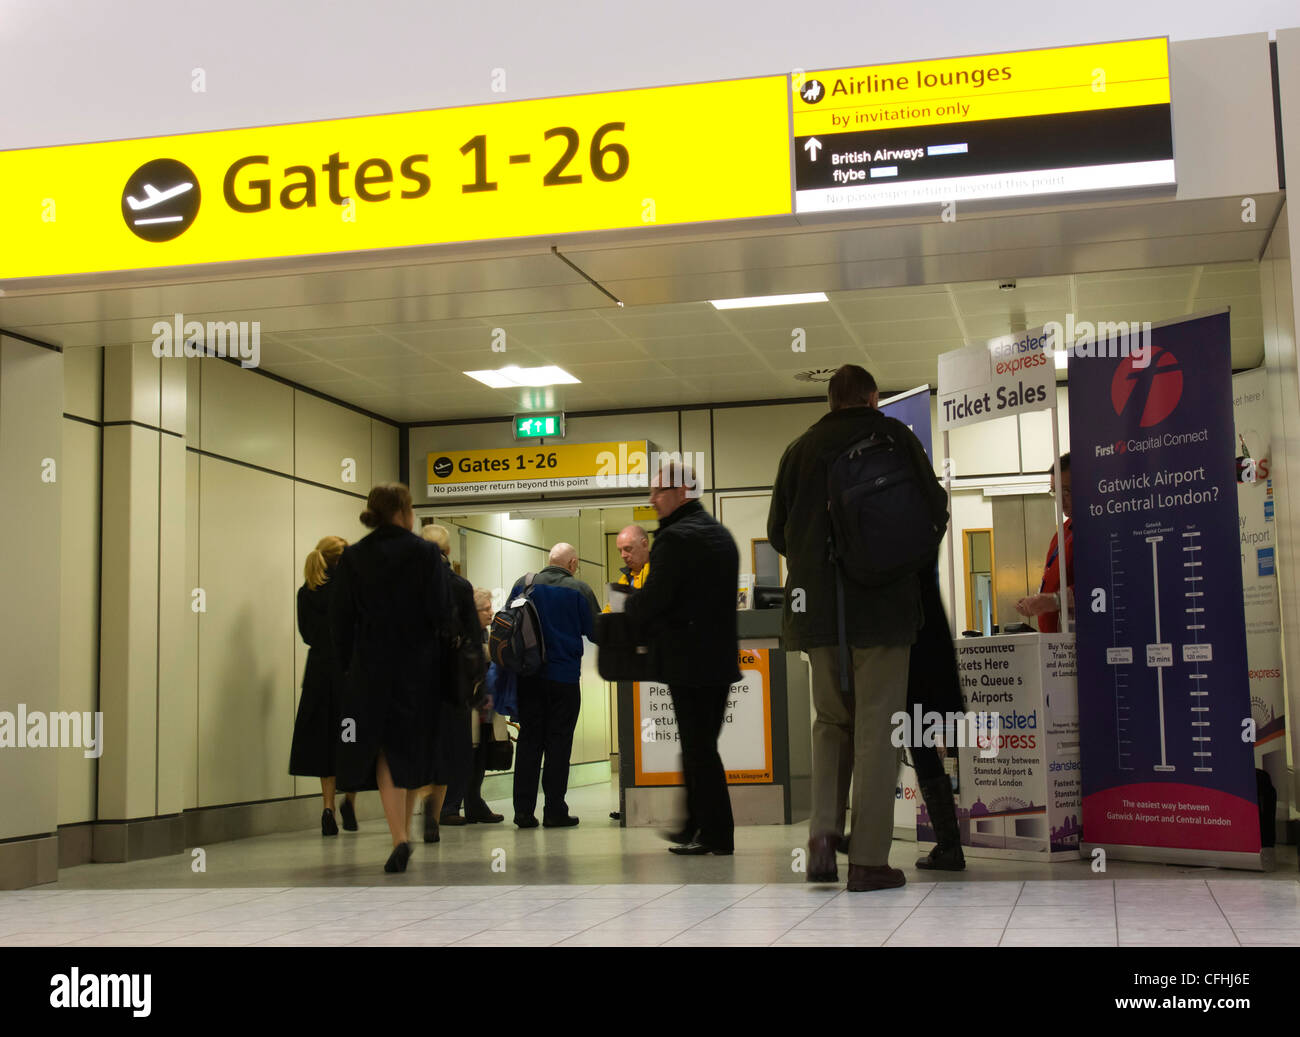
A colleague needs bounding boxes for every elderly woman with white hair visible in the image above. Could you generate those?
[449,586,506,824]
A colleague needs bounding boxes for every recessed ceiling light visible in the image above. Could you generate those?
[710,292,829,310]
[464,365,580,388]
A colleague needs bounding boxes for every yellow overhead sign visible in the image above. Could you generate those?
[426,441,651,498]
[2,77,791,280]
[793,38,1170,134]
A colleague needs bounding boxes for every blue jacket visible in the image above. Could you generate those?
[508,576,594,684]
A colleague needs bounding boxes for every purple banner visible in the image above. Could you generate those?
[880,385,934,461]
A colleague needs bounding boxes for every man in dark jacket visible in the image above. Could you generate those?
[625,461,740,856]
[509,543,598,829]
[768,364,946,891]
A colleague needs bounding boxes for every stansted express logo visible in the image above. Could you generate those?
[991,327,1051,376]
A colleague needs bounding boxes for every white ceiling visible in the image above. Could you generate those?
[0,192,1279,423]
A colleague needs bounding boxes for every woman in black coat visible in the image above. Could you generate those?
[330,483,447,874]
[413,523,482,842]
[906,566,966,871]
[289,535,357,836]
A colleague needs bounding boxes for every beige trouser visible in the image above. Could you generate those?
[808,644,911,867]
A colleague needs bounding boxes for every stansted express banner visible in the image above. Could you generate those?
[1068,311,1261,867]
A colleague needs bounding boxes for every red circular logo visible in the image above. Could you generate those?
[1110,346,1182,428]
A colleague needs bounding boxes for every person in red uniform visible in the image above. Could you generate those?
[1016,452,1073,632]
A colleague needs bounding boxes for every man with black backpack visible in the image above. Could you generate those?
[503,543,599,829]
[768,365,948,892]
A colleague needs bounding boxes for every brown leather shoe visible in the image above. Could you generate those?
[807,834,839,883]
[846,864,906,892]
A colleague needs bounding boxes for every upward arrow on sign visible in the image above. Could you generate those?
[804,137,822,161]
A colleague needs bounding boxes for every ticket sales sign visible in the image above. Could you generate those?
[1,78,790,279]
[426,440,650,498]
[792,38,1173,212]
[936,326,1056,431]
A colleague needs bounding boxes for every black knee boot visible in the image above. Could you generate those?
[916,775,965,871]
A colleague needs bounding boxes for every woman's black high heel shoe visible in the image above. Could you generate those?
[384,841,412,873]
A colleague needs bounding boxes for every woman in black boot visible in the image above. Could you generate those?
[909,567,966,871]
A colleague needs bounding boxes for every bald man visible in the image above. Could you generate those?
[507,542,600,828]
[603,524,651,612]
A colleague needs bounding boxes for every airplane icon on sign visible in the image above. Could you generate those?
[121,159,201,240]
[125,181,194,212]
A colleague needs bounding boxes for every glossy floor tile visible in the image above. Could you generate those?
[6,783,1296,947]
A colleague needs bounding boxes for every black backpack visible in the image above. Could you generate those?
[826,430,945,586]
[488,573,547,676]
[824,426,946,693]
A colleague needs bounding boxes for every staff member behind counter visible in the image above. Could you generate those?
[1016,452,1074,633]
[602,524,650,613]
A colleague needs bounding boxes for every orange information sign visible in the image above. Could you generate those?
[633,648,773,786]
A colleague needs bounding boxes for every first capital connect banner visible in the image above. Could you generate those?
[1068,311,1262,868]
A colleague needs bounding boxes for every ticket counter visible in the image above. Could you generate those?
[615,610,812,826]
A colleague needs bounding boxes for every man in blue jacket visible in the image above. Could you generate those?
[509,543,599,828]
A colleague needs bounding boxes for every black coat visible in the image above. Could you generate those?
[908,567,965,716]
[330,524,446,791]
[625,499,740,687]
[767,406,947,652]
[288,575,346,777]
[433,566,478,784]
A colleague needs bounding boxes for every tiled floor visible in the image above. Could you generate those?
[7,784,1297,947]
[5,878,1299,946]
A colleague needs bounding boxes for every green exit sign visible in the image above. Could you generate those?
[513,412,565,439]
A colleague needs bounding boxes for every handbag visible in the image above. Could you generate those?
[440,633,486,708]
[593,612,656,682]
[482,715,514,772]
